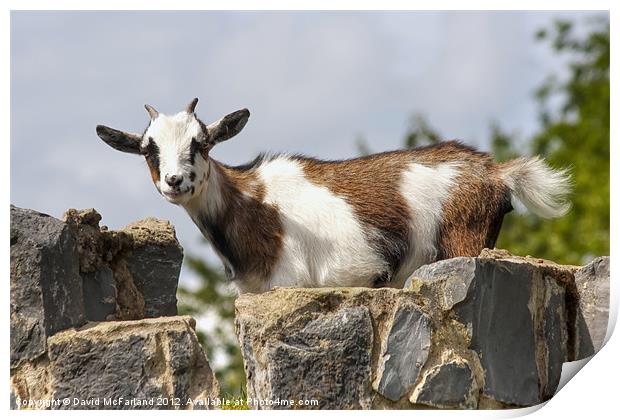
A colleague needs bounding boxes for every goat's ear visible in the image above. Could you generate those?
[96,125,142,155]
[206,109,250,146]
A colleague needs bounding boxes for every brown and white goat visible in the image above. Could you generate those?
[96,99,571,293]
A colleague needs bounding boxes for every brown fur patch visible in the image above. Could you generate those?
[438,175,512,258]
[146,158,160,183]
[144,137,161,183]
[199,162,283,282]
[432,143,513,258]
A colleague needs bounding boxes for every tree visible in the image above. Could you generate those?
[498,18,610,264]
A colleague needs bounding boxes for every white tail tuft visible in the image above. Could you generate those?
[499,156,572,219]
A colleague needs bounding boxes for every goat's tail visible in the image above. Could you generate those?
[499,156,572,219]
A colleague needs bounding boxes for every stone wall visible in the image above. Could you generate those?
[10,205,218,409]
[235,250,610,409]
[10,204,610,410]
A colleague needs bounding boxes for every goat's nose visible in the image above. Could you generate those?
[165,174,183,187]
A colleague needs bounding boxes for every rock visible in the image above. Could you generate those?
[10,204,609,411]
[455,258,541,406]
[411,352,478,409]
[542,277,568,399]
[10,205,86,368]
[111,259,146,320]
[10,206,213,411]
[374,305,431,401]
[63,208,129,272]
[63,209,183,320]
[122,218,183,318]
[235,288,421,409]
[405,256,476,310]
[234,249,606,409]
[407,252,575,406]
[265,307,373,409]
[573,257,610,358]
[82,267,116,321]
[10,316,218,410]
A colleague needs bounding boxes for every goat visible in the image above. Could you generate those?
[96,98,571,294]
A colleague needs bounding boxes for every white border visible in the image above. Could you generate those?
[4,1,616,419]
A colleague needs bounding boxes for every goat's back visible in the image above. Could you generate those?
[247,141,508,290]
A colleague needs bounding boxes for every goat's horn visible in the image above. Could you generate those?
[144,104,159,120]
[186,98,199,114]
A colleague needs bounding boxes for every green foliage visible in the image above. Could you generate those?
[496,18,609,264]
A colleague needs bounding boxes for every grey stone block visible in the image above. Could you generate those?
[264,306,374,409]
[10,205,86,367]
[10,392,17,410]
[63,210,183,321]
[125,245,180,317]
[454,259,540,406]
[234,252,605,410]
[574,256,610,358]
[82,266,116,321]
[542,278,568,399]
[45,317,218,409]
[50,333,163,409]
[410,255,570,406]
[123,219,183,318]
[374,305,431,401]
[413,359,477,409]
[406,257,476,310]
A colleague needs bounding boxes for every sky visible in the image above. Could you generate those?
[10,11,602,290]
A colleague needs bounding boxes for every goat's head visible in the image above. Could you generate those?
[96,98,250,205]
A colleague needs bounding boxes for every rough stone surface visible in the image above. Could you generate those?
[10,204,609,411]
[408,252,578,407]
[10,316,218,410]
[11,206,213,411]
[573,256,610,358]
[374,305,431,401]
[236,249,609,410]
[236,288,422,409]
[455,259,541,406]
[411,354,478,409]
[10,205,86,367]
[63,208,183,320]
[542,277,568,399]
[123,219,183,318]
[265,307,373,409]
[82,266,116,321]
[405,256,476,310]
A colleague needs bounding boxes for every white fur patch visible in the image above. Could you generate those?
[257,156,386,291]
[394,162,460,285]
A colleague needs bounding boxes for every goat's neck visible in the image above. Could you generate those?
[182,157,278,283]
[185,158,236,225]
[200,158,230,221]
